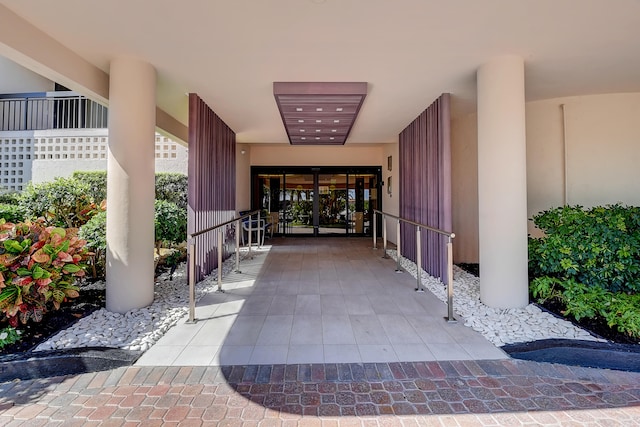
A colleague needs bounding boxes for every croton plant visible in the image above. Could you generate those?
[0,219,90,327]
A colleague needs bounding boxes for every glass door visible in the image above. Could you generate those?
[252,167,381,237]
[284,173,315,235]
[317,173,348,235]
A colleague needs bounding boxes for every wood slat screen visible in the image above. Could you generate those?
[188,93,236,281]
[399,93,452,283]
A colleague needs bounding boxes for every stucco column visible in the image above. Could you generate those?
[106,58,156,313]
[477,56,529,308]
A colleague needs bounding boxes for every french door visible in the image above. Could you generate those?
[252,166,381,236]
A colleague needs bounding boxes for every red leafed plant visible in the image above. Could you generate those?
[0,219,91,327]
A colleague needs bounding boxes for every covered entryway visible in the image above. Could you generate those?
[136,238,505,366]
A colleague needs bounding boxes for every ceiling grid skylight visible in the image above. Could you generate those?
[273,82,367,145]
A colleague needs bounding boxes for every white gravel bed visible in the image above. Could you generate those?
[386,249,603,347]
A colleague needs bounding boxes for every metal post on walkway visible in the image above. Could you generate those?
[248,213,253,259]
[217,230,224,292]
[373,211,377,249]
[186,242,197,323]
[257,211,262,248]
[415,227,424,292]
[445,235,457,322]
[395,218,402,272]
[382,213,388,258]
[235,219,241,273]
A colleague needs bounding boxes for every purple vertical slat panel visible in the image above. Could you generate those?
[398,94,452,281]
[187,94,236,282]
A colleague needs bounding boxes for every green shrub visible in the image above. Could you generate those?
[72,171,107,204]
[0,204,27,223]
[531,276,640,340]
[154,200,187,254]
[18,178,100,228]
[0,219,90,327]
[78,211,107,278]
[529,204,640,293]
[155,173,187,211]
[0,326,21,350]
[0,191,20,205]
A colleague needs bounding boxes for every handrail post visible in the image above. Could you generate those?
[217,230,224,292]
[257,211,262,248]
[235,219,241,273]
[372,210,377,249]
[415,226,424,292]
[248,213,253,258]
[445,236,457,322]
[395,218,402,272]
[186,241,197,323]
[382,214,388,258]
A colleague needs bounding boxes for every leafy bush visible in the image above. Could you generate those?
[0,219,90,327]
[78,211,107,278]
[72,171,107,204]
[0,191,20,205]
[18,178,100,228]
[0,326,21,350]
[155,173,187,211]
[531,277,640,340]
[529,204,640,293]
[154,200,187,254]
[0,204,27,223]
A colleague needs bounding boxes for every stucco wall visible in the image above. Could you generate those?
[236,143,251,211]
[249,144,383,166]
[0,56,53,93]
[451,92,640,263]
[381,141,399,244]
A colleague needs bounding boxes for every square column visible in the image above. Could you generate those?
[477,56,529,308]
[106,58,156,313]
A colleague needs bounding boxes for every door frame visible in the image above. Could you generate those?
[251,166,382,237]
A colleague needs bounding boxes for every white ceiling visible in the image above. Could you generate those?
[2,0,640,144]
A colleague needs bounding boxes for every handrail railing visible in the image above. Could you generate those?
[186,209,261,323]
[0,92,108,131]
[372,209,457,323]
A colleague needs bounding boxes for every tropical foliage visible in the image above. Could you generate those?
[0,219,90,327]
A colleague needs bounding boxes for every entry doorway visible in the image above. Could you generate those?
[252,166,382,237]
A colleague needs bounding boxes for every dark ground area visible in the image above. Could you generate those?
[0,288,106,356]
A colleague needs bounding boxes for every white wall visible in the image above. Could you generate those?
[0,56,53,93]
[250,144,383,166]
[381,141,399,244]
[451,91,640,263]
[236,143,251,211]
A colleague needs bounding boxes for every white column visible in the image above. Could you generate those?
[106,58,156,313]
[477,56,529,308]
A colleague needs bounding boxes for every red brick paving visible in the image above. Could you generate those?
[1,360,640,425]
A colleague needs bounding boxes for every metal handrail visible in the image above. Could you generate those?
[372,209,457,323]
[0,93,108,131]
[186,209,261,323]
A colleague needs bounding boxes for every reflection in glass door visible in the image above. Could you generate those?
[318,174,348,235]
[284,173,315,235]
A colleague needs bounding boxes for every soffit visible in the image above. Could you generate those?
[1,0,639,144]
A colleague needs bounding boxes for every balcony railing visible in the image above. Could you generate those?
[0,92,108,131]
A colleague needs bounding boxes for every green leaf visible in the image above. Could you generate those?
[62,263,82,273]
[3,240,24,254]
[16,267,31,276]
[32,265,46,280]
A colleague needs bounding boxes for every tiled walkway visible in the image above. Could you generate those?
[137,238,506,366]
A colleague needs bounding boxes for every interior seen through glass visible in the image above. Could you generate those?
[253,168,380,236]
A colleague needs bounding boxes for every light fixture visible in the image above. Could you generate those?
[273,82,367,145]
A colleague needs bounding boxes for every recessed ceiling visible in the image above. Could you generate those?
[274,82,367,145]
